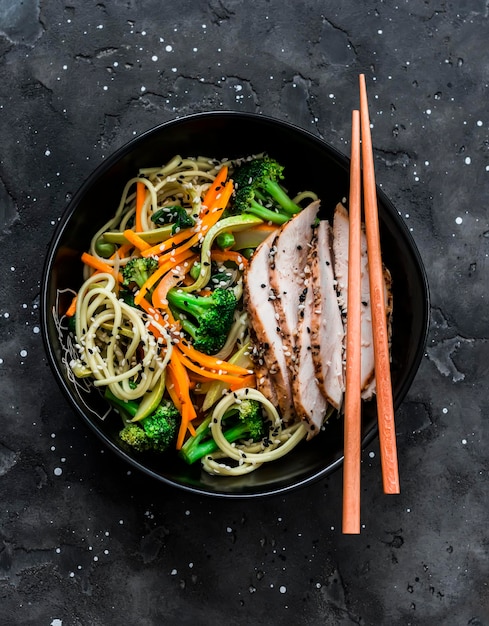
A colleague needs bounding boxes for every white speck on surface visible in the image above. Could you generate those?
[369,451,375,458]
[33,326,40,334]
[462,438,467,445]
[442,407,448,414]
[455,216,463,225]
[477,120,483,126]
[20,349,27,358]
[54,467,62,476]
[151,55,158,61]
[171,568,177,575]
[426,109,432,115]
[464,156,471,165]
[165,45,173,52]
[279,585,287,593]
[51,620,63,626]
[140,85,146,92]
[378,29,383,34]
[226,526,233,533]
[45,149,51,156]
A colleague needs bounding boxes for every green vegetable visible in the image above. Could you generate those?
[121,257,158,290]
[151,205,195,235]
[166,287,237,355]
[215,231,236,250]
[182,213,262,293]
[230,156,301,224]
[105,388,180,453]
[94,237,117,258]
[180,399,265,465]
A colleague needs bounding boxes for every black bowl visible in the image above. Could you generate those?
[41,111,430,498]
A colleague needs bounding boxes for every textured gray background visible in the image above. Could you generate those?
[1,1,488,624]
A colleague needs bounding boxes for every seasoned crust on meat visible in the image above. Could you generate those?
[243,232,295,422]
[310,220,345,410]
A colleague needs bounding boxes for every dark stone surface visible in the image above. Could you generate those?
[1,1,488,624]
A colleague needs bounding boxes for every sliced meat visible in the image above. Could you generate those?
[361,265,394,400]
[268,201,321,363]
[332,202,393,400]
[333,202,375,395]
[243,233,294,421]
[292,232,330,438]
[309,220,345,410]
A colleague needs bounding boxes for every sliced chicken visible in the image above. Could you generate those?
[309,220,345,410]
[268,201,321,362]
[243,233,294,422]
[292,232,330,438]
[332,202,393,400]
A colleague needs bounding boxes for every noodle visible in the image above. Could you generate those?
[61,153,323,477]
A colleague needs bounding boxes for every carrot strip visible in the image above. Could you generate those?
[168,351,197,448]
[141,179,233,260]
[81,252,123,282]
[178,340,251,377]
[166,366,197,439]
[134,250,197,306]
[136,297,169,337]
[111,242,133,260]
[176,349,252,386]
[151,267,187,310]
[342,109,362,535]
[135,181,146,233]
[123,229,151,252]
[202,164,228,208]
[228,374,256,392]
[65,294,77,317]
[211,249,248,268]
[359,73,399,495]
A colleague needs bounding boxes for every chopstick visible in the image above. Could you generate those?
[359,73,400,495]
[342,109,362,534]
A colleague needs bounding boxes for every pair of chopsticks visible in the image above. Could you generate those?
[342,74,399,535]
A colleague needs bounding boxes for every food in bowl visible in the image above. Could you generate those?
[41,112,429,497]
[56,152,392,477]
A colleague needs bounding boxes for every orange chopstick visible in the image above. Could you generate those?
[342,109,363,534]
[359,73,400,494]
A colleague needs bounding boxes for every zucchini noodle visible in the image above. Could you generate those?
[71,272,172,402]
[202,388,308,475]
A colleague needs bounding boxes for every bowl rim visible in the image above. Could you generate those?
[40,110,431,498]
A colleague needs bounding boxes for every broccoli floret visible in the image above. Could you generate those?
[119,423,154,452]
[137,401,180,451]
[122,256,158,290]
[105,388,180,454]
[166,287,237,354]
[231,157,301,225]
[180,398,265,465]
[151,205,195,234]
